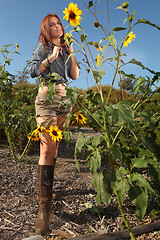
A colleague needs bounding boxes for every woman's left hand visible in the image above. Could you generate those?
[68,42,80,80]
[69,42,73,53]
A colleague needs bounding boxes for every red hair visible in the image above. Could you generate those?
[38,14,65,54]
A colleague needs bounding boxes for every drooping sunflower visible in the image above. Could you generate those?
[28,127,48,141]
[63,3,83,27]
[28,132,39,141]
[76,112,87,125]
[33,127,47,135]
[93,42,102,51]
[48,125,63,142]
[64,32,73,44]
[123,31,136,47]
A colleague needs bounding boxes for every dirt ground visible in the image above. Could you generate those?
[0,128,160,240]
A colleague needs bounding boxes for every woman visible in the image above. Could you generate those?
[29,13,80,235]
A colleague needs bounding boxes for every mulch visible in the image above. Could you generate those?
[0,128,160,240]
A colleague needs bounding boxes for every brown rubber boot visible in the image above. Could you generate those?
[35,164,54,235]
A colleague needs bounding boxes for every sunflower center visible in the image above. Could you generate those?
[78,115,82,119]
[69,12,76,19]
[52,130,58,136]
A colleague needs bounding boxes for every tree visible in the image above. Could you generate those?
[118,77,134,93]
[15,69,30,83]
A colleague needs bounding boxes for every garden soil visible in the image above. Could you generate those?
[0,128,160,240]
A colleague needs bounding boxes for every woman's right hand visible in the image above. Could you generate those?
[49,46,62,62]
[40,46,61,74]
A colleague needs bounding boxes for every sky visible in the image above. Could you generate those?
[0,0,160,90]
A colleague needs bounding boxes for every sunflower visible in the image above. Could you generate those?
[64,32,73,44]
[76,112,87,125]
[96,54,100,67]
[123,31,136,47]
[63,3,83,27]
[48,125,63,142]
[33,127,47,135]
[28,132,39,141]
[93,42,102,51]
[28,127,48,141]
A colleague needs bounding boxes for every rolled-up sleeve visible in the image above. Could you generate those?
[29,43,44,78]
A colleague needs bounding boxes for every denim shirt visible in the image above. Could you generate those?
[29,43,71,85]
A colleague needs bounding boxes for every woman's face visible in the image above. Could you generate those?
[49,16,63,40]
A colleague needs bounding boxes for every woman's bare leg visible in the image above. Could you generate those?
[36,116,58,165]
[36,116,68,165]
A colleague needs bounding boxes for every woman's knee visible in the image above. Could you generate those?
[40,141,57,157]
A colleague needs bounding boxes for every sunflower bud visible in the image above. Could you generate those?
[94,21,100,28]
[122,2,129,9]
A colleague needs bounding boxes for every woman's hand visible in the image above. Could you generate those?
[40,46,61,74]
[69,42,80,80]
[69,42,73,53]
[49,46,62,62]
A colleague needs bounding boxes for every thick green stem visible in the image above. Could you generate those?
[18,138,31,162]
[103,89,134,240]
[80,39,101,93]
[111,126,123,147]
[103,109,111,149]
[116,191,135,240]
[79,26,106,118]
[77,99,104,130]
[105,57,119,107]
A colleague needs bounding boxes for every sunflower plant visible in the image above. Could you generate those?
[0,44,38,161]
[62,1,160,239]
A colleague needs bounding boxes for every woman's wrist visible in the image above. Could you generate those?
[47,57,51,64]
[41,58,50,68]
[48,54,56,63]
[41,55,56,69]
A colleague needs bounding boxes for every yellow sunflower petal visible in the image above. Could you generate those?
[96,54,100,66]
[123,31,136,47]
[15,43,19,51]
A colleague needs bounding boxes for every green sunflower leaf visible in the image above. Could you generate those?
[112,27,127,32]
[137,18,160,30]
[129,186,148,219]
[92,172,112,204]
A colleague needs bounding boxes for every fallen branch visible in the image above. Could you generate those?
[4,210,15,218]
[51,229,74,239]
[0,226,22,232]
[4,218,20,227]
[68,220,160,240]
[61,225,76,237]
